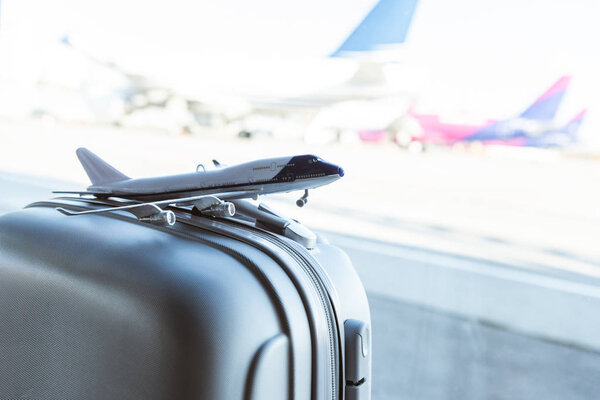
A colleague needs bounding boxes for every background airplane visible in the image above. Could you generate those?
[507,109,587,148]
[402,76,585,150]
[53,0,420,138]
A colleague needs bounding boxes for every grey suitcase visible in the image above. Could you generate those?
[0,196,371,400]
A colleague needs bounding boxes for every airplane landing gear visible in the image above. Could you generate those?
[296,190,309,207]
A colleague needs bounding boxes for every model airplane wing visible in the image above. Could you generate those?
[53,190,111,196]
[56,190,259,225]
[57,203,165,218]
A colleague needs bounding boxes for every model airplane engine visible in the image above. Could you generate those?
[201,202,236,218]
[139,210,176,226]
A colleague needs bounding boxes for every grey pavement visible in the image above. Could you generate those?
[321,229,600,399]
[368,293,600,400]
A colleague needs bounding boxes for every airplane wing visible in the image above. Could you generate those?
[57,203,164,218]
[157,190,259,205]
[55,190,259,225]
[53,190,112,196]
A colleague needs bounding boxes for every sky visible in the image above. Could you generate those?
[1,0,598,142]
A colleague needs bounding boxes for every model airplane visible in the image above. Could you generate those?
[54,148,344,226]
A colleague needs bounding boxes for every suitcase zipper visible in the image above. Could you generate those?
[175,211,342,400]
[232,224,341,400]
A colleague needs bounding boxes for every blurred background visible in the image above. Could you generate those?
[1,0,600,399]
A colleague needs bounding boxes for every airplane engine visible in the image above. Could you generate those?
[202,202,236,218]
[140,210,176,226]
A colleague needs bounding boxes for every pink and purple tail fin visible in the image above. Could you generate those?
[562,109,587,136]
[520,76,571,121]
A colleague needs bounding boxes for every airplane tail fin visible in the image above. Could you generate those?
[519,76,571,121]
[561,109,587,137]
[76,148,129,185]
[331,0,419,56]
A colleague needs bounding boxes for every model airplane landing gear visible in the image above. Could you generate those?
[296,190,309,207]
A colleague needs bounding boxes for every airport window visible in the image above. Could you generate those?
[0,1,597,400]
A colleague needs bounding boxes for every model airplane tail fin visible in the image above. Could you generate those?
[331,0,419,56]
[76,148,130,185]
[519,76,571,121]
[562,109,587,136]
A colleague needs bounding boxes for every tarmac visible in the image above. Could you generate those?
[1,121,600,399]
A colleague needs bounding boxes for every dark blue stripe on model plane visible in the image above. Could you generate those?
[272,155,344,182]
[331,0,419,56]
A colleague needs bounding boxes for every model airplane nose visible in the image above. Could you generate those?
[320,160,344,178]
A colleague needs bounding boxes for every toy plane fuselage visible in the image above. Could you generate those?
[86,154,344,200]
[54,149,344,225]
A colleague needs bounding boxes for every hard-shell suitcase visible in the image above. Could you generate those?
[0,196,371,400]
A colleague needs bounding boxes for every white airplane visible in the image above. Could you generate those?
[54,0,419,131]
[54,148,344,226]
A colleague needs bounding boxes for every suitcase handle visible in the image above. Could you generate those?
[232,200,317,249]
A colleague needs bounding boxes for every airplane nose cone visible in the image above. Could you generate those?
[320,160,344,178]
